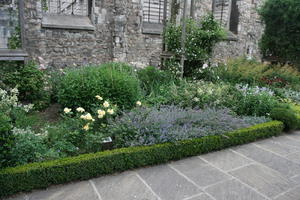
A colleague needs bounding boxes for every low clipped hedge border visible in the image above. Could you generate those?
[0,121,284,198]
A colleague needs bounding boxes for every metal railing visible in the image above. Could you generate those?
[143,0,169,24]
[42,0,89,16]
[213,0,230,27]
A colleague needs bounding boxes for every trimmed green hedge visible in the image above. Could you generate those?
[0,121,284,198]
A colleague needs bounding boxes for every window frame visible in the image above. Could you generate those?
[40,0,95,31]
[142,0,169,35]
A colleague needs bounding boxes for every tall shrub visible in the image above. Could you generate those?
[57,63,141,111]
[259,0,300,67]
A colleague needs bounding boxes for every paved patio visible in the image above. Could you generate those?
[7,131,300,200]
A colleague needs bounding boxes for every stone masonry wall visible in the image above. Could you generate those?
[20,0,265,68]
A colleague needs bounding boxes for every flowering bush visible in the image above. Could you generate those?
[110,105,271,147]
[164,15,225,77]
[0,88,34,168]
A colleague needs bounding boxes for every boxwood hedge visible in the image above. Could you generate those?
[0,121,284,198]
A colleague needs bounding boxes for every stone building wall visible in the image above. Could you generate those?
[18,0,265,68]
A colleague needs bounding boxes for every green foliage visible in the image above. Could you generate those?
[7,26,21,49]
[270,107,299,131]
[259,0,300,67]
[57,63,141,111]
[164,15,225,76]
[208,58,300,91]
[9,128,49,166]
[137,66,177,95]
[0,61,50,109]
[0,121,284,198]
[0,113,13,168]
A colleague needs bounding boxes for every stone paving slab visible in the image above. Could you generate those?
[199,149,253,172]
[274,185,300,200]
[229,164,294,198]
[185,193,214,200]
[91,171,159,200]
[204,179,268,200]
[255,138,300,156]
[6,131,300,200]
[233,144,300,178]
[136,165,202,200]
[169,157,231,188]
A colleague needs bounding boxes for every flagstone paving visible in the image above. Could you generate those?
[6,131,300,200]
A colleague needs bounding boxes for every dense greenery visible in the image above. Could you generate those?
[58,63,141,111]
[259,0,300,67]
[164,15,225,76]
[0,121,284,198]
[0,61,50,109]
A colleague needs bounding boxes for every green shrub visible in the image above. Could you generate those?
[270,107,298,131]
[0,61,50,109]
[209,58,300,90]
[164,15,225,77]
[0,121,284,198]
[57,63,141,111]
[0,113,13,168]
[259,0,300,67]
[137,66,176,95]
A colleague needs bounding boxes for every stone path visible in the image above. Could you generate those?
[7,131,300,200]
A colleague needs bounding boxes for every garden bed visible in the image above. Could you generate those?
[0,120,284,198]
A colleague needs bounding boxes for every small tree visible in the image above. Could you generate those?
[259,0,300,67]
[164,14,225,77]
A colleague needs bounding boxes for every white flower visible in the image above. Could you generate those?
[64,107,72,114]
[103,101,110,108]
[193,97,200,102]
[76,107,85,113]
[202,63,209,69]
[95,95,103,100]
[136,101,142,106]
[97,109,106,118]
[107,109,114,115]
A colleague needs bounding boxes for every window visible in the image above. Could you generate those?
[142,0,169,34]
[212,0,239,34]
[0,0,20,49]
[41,0,94,30]
[42,0,91,16]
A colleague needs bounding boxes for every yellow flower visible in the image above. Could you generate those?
[83,123,90,131]
[103,101,110,108]
[136,101,142,106]
[76,107,85,113]
[64,107,72,114]
[80,113,95,121]
[107,109,114,115]
[95,95,103,100]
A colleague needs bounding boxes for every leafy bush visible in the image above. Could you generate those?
[0,61,50,109]
[0,88,34,168]
[0,113,13,168]
[9,128,49,166]
[110,105,271,147]
[233,84,279,116]
[0,121,284,198]
[270,107,299,131]
[164,15,225,76]
[259,0,300,67]
[137,66,176,95]
[206,58,300,91]
[57,63,141,111]
[143,80,280,117]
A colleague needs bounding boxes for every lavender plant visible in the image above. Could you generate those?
[110,105,270,147]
